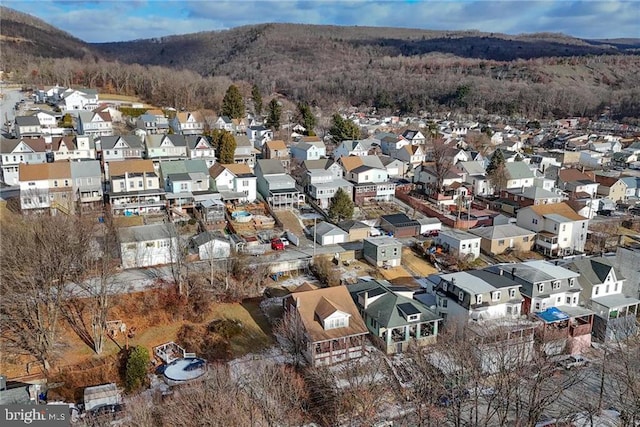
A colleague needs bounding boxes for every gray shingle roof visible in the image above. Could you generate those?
[118,223,177,243]
[470,224,535,240]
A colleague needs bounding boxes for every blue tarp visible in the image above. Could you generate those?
[537,307,570,323]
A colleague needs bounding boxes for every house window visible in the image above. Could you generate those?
[458,291,464,301]
[139,181,143,188]
[573,297,577,304]
[532,218,538,225]
[498,240,505,246]
[54,181,58,187]
[566,297,571,304]
[557,296,561,303]
[509,289,516,298]
[614,283,619,292]
[537,283,544,293]
[476,295,482,304]
[64,180,69,186]
[407,314,420,322]
[535,302,541,311]
[461,244,467,249]
[569,278,575,287]
[119,182,125,190]
[114,150,118,155]
[523,236,529,242]
[492,291,501,301]
[180,183,188,191]
[129,181,134,188]
[148,180,153,187]
[441,299,448,308]
[324,316,348,330]
[552,281,561,290]
[146,242,155,248]
[606,284,610,293]
[562,224,566,231]
[594,286,599,295]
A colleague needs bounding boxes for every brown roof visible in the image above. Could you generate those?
[51,136,76,151]
[266,139,287,150]
[558,168,595,183]
[23,137,48,153]
[108,159,155,177]
[594,174,621,188]
[301,136,322,143]
[222,163,253,176]
[19,162,71,181]
[290,286,368,343]
[339,156,364,173]
[96,111,112,122]
[208,163,226,179]
[292,282,320,293]
[526,202,586,221]
[145,109,165,117]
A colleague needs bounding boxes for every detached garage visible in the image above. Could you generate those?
[309,221,349,246]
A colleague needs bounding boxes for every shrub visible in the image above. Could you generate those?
[125,346,150,392]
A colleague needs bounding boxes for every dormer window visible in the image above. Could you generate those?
[569,278,575,287]
[407,314,420,322]
[476,295,483,304]
[492,291,501,301]
[552,281,561,290]
[537,283,544,293]
[509,288,516,298]
[458,291,464,301]
[324,315,348,330]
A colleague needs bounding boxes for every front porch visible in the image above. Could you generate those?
[381,321,439,354]
[310,334,367,366]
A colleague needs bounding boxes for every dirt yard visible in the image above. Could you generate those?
[274,209,305,236]
[401,247,439,276]
[379,266,421,288]
[0,292,274,382]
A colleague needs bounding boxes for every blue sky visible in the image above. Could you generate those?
[4,0,639,43]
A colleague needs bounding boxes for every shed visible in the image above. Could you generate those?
[338,220,371,242]
[417,217,442,235]
[83,383,121,412]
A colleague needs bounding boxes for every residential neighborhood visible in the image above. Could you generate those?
[2,83,640,427]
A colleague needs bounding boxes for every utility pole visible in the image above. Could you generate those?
[313,216,317,259]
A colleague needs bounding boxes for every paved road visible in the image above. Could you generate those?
[0,87,23,132]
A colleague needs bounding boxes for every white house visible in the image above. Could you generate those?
[435,229,481,260]
[393,144,426,166]
[145,134,188,161]
[516,202,588,257]
[333,140,369,159]
[77,110,113,137]
[100,135,145,170]
[14,116,42,138]
[209,163,257,203]
[401,129,425,145]
[290,139,326,161]
[61,88,99,111]
[185,135,216,168]
[169,111,205,135]
[0,138,48,185]
[247,125,273,149]
[504,162,536,190]
[51,135,96,161]
[191,231,231,260]
[118,224,178,269]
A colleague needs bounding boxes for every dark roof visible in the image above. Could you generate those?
[15,115,40,126]
[381,213,419,226]
[467,270,520,289]
[338,220,370,231]
[397,302,421,316]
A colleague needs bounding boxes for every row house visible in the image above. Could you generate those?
[469,224,536,256]
[108,159,165,216]
[348,280,441,354]
[71,160,103,213]
[290,138,326,161]
[77,110,113,137]
[247,125,273,149]
[118,223,178,269]
[557,168,599,198]
[347,164,395,204]
[621,176,640,199]
[1,138,48,185]
[392,144,426,167]
[145,134,188,162]
[400,129,425,145]
[99,135,145,173]
[255,159,304,209]
[504,161,536,190]
[499,186,565,210]
[14,116,42,138]
[516,202,588,257]
[262,139,290,170]
[233,135,259,169]
[185,135,216,168]
[459,161,492,196]
[159,159,213,209]
[213,116,234,132]
[377,132,409,156]
[284,285,369,366]
[488,260,582,315]
[427,269,525,323]
[169,111,205,135]
[413,163,467,207]
[333,139,369,160]
[379,155,406,178]
[50,135,96,161]
[31,110,60,135]
[209,163,257,203]
[135,113,170,135]
[18,162,74,214]
[569,257,640,342]
[594,174,627,203]
[305,169,353,209]
[301,159,343,187]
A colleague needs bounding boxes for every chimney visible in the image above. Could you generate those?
[499,268,504,276]
[511,267,516,279]
[363,291,369,309]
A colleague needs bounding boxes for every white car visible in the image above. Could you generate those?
[558,355,589,370]
[280,237,290,246]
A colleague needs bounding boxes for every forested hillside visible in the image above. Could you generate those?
[2,7,639,121]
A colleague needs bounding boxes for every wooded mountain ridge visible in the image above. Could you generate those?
[2,6,640,121]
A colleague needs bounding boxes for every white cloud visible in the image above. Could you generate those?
[4,0,639,42]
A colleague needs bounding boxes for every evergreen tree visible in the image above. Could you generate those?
[221,85,244,119]
[266,98,282,130]
[486,149,505,174]
[251,84,263,117]
[125,346,150,391]
[328,188,354,221]
[297,102,317,135]
[329,114,360,143]
[218,131,237,164]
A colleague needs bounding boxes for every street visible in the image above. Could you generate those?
[0,86,24,135]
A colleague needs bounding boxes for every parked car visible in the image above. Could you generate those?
[422,230,439,237]
[280,237,290,246]
[557,355,589,370]
[271,238,285,251]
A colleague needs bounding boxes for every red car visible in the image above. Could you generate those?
[271,238,285,251]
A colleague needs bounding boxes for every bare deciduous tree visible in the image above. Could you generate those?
[274,306,308,367]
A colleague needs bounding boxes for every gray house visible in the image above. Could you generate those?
[255,159,303,209]
[70,160,103,212]
[309,221,348,246]
[363,237,402,267]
